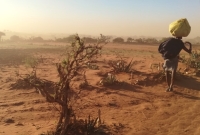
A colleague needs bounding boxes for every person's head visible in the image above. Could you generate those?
[176,37,182,39]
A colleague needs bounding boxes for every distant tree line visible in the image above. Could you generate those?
[2,32,199,45]
[8,35,48,42]
[56,34,110,43]
[112,37,172,44]
[55,35,104,43]
[0,33,170,45]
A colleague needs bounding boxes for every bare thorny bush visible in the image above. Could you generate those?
[180,50,200,74]
[13,34,110,135]
[108,52,135,73]
[10,55,53,92]
[108,58,134,73]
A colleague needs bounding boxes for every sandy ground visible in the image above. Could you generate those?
[0,43,200,135]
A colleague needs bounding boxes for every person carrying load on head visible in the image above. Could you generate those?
[158,18,192,92]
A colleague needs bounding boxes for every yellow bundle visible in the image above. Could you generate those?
[169,18,191,37]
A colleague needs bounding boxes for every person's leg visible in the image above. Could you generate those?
[169,70,176,91]
[165,71,171,92]
[169,57,178,91]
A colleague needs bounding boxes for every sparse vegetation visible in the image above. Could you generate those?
[86,62,99,70]
[150,63,161,72]
[79,71,89,89]
[13,34,109,135]
[23,56,39,68]
[108,58,135,73]
[180,50,200,74]
[126,37,134,43]
[144,38,158,44]
[134,38,144,43]
[30,36,44,42]
[2,33,200,135]
[112,37,124,43]
[99,73,118,86]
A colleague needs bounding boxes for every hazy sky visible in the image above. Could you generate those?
[0,0,200,38]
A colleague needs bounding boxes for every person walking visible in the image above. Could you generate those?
[158,37,192,92]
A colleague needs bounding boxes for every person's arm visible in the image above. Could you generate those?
[182,42,192,54]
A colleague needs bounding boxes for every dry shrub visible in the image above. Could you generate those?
[86,62,99,70]
[98,73,118,86]
[180,50,200,74]
[13,34,110,135]
[108,59,135,73]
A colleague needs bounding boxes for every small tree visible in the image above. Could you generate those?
[113,37,124,43]
[25,34,109,134]
[31,36,44,42]
[127,37,133,43]
[135,38,144,43]
[0,32,5,42]
[145,38,158,44]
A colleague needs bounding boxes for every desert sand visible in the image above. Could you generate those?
[0,42,200,135]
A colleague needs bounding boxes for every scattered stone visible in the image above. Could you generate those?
[4,118,15,123]
[36,126,41,130]
[95,103,102,107]
[108,102,118,107]
[33,100,40,103]
[185,129,189,132]
[15,122,24,126]
[12,101,24,106]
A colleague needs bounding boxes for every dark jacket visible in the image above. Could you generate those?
[158,38,184,60]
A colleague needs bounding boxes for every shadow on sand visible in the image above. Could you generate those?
[172,74,200,100]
